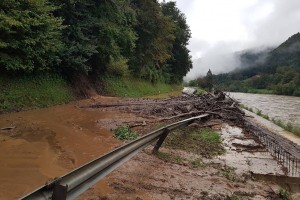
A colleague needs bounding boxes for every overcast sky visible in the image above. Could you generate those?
[163,0,300,80]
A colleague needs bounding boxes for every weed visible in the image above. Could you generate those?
[285,122,293,132]
[113,125,139,140]
[279,188,290,200]
[256,109,262,116]
[156,151,184,164]
[230,194,242,200]
[190,158,206,168]
[220,166,238,182]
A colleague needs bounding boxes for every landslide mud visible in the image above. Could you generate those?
[1,94,299,199]
[0,97,132,199]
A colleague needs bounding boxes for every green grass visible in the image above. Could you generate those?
[220,166,238,182]
[0,74,74,113]
[155,151,185,164]
[113,125,139,140]
[279,188,291,200]
[102,75,181,97]
[230,194,242,200]
[164,128,225,158]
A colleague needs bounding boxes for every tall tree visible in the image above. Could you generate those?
[0,0,64,72]
[130,0,175,82]
[206,69,213,91]
[161,1,193,83]
[50,0,98,73]
[51,0,137,76]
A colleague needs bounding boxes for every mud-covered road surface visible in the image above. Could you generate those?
[0,94,299,199]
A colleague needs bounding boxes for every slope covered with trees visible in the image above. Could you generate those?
[205,33,300,96]
[0,0,193,112]
[0,0,192,82]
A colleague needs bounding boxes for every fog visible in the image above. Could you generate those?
[169,0,300,81]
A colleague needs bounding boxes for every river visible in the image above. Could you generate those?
[229,92,300,127]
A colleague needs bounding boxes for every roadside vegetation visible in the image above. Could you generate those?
[113,125,139,141]
[0,74,74,113]
[0,0,192,112]
[103,76,181,97]
[240,104,300,137]
[164,127,225,158]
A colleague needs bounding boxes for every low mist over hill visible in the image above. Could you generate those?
[194,33,300,96]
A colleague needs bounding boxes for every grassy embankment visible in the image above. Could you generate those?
[0,74,74,113]
[0,75,181,113]
[240,104,300,137]
[102,76,182,97]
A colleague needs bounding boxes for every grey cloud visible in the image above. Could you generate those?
[184,0,300,81]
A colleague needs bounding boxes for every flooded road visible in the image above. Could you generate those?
[0,96,137,199]
[229,92,300,126]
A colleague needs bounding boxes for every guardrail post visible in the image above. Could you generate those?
[52,183,68,200]
[152,128,170,154]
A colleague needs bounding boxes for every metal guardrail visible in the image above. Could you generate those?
[20,114,209,200]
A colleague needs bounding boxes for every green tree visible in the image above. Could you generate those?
[206,69,213,91]
[50,0,98,73]
[0,0,64,72]
[130,0,175,82]
[51,0,137,76]
[161,1,192,83]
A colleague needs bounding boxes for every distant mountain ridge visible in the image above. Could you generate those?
[212,32,300,96]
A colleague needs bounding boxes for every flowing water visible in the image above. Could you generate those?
[229,92,300,127]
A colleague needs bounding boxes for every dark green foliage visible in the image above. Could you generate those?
[0,0,64,72]
[0,0,192,112]
[50,0,98,73]
[130,0,176,82]
[114,125,139,140]
[210,33,300,96]
[161,1,193,83]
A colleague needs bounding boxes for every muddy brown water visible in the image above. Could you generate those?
[229,92,300,126]
[0,97,134,199]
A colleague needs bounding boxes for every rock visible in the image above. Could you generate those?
[182,87,196,96]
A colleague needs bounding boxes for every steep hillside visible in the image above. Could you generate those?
[211,33,300,96]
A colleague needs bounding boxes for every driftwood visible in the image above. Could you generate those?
[84,91,245,126]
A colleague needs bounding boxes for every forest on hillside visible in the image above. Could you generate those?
[0,0,192,84]
[194,33,300,96]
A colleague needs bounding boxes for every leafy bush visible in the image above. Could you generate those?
[279,188,290,200]
[107,56,129,77]
[114,125,139,140]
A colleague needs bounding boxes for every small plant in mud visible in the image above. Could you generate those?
[256,109,262,116]
[279,188,290,200]
[220,166,238,182]
[229,194,242,200]
[155,151,185,164]
[190,158,206,168]
[113,125,139,140]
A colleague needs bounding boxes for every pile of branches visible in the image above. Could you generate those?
[84,91,246,125]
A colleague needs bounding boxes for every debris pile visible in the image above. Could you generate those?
[85,91,245,125]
